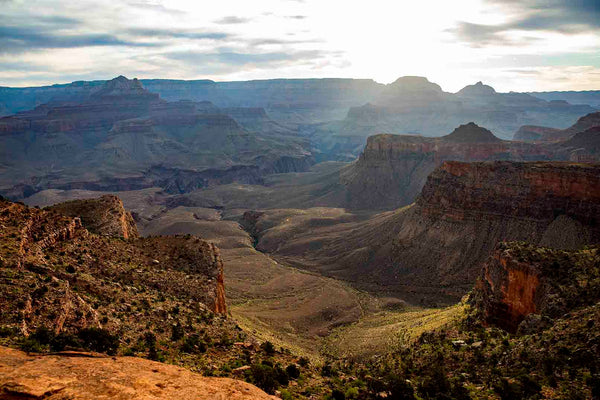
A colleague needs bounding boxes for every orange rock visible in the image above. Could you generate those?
[0,346,276,399]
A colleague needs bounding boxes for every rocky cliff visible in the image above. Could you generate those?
[387,161,600,301]
[251,161,600,304]
[47,195,139,239]
[340,123,555,209]
[475,242,600,333]
[0,196,228,344]
[340,120,600,210]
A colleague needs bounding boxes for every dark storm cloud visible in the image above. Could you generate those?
[451,0,600,46]
[214,16,252,24]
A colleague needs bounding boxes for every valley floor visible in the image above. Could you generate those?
[22,170,454,361]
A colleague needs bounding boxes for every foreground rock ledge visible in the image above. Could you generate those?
[0,346,275,400]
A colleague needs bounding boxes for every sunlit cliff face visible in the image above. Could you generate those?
[0,0,599,91]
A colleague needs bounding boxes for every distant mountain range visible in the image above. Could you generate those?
[0,76,313,198]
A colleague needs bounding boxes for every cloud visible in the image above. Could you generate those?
[127,1,185,15]
[285,15,307,20]
[214,16,251,24]
[451,0,600,47]
[165,49,328,66]
[0,26,158,54]
[126,28,229,41]
[249,37,323,46]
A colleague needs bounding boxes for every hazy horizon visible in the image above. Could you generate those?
[1,0,599,91]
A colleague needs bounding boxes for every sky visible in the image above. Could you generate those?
[0,0,599,92]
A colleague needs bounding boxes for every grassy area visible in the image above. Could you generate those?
[323,303,466,360]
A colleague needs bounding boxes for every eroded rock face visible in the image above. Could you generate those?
[48,195,139,239]
[341,120,600,210]
[477,246,546,332]
[475,242,600,332]
[0,346,274,400]
[341,123,554,210]
[419,161,600,225]
[283,161,600,304]
[0,197,228,342]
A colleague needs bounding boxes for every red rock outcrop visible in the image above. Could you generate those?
[476,246,546,332]
[475,242,600,332]
[340,123,555,209]
[420,161,600,225]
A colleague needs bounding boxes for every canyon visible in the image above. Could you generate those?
[0,76,313,199]
[2,74,600,399]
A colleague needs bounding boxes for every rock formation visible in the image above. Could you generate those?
[339,123,550,209]
[307,77,595,158]
[475,242,600,333]
[514,111,600,142]
[47,195,139,239]
[340,119,600,210]
[247,161,600,304]
[0,346,275,399]
[0,196,228,343]
[0,76,314,199]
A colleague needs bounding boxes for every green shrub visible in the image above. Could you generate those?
[180,334,207,354]
[331,389,345,400]
[261,341,275,355]
[298,357,310,367]
[345,387,359,399]
[280,389,293,400]
[78,328,119,355]
[249,363,279,394]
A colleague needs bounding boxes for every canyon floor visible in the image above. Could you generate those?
[22,165,456,361]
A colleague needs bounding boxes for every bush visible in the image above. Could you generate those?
[143,332,159,360]
[261,341,275,355]
[331,389,345,400]
[171,322,184,341]
[78,328,119,355]
[280,389,293,400]
[286,364,300,379]
[345,387,359,399]
[180,334,207,354]
[321,364,336,377]
[249,363,279,394]
[298,356,310,368]
[19,326,118,355]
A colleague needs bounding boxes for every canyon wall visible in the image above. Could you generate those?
[475,242,600,332]
[341,118,600,210]
[252,161,600,305]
